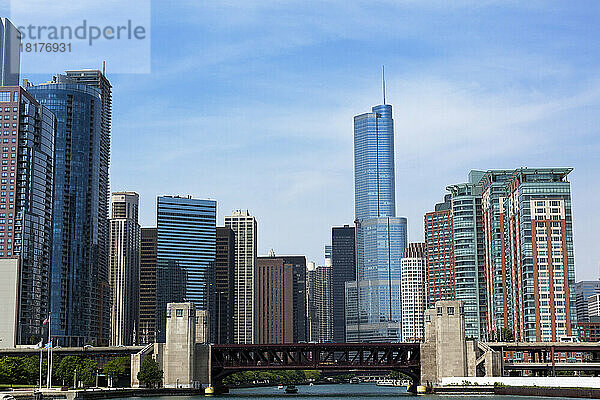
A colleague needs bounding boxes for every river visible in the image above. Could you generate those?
[135,384,580,399]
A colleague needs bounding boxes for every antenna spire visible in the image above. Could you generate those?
[382,65,386,105]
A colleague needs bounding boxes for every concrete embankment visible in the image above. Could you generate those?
[2,388,205,400]
[494,386,600,398]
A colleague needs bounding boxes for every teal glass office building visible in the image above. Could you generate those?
[155,196,216,342]
[347,104,407,342]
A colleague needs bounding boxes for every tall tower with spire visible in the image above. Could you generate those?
[346,71,408,342]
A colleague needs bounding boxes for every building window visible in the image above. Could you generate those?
[176,309,183,317]
[447,306,455,315]
[0,93,10,102]
[437,307,442,316]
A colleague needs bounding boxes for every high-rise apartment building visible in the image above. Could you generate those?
[588,294,600,320]
[139,227,157,344]
[155,196,216,342]
[324,245,332,261]
[424,195,455,308]
[306,262,319,342]
[401,243,426,342]
[503,168,576,342]
[331,225,355,342]
[0,86,54,346]
[347,103,407,342]
[0,18,20,86]
[316,260,333,342]
[447,173,487,340]
[212,227,235,344]
[255,254,306,343]
[575,281,600,323]
[109,192,140,346]
[224,210,257,344]
[28,73,109,346]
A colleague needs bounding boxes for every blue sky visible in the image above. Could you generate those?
[7,1,600,279]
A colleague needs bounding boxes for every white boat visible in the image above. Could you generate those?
[376,379,404,387]
[277,385,284,390]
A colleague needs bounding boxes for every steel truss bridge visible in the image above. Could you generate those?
[210,342,421,383]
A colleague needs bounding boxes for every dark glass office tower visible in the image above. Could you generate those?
[0,18,20,86]
[212,227,235,344]
[139,227,157,344]
[0,87,54,346]
[331,225,355,342]
[155,195,216,342]
[28,75,107,346]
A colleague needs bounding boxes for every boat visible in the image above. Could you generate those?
[376,379,403,387]
[277,385,284,389]
[285,385,299,394]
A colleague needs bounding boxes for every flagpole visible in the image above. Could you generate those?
[46,312,51,389]
[39,342,42,390]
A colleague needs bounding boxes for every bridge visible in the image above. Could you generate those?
[210,342,421,383]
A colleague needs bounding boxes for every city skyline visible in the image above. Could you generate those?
[4,2,599,279]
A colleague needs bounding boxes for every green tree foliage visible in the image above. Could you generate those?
[54,356,98,387]
[103,356,129,385]
[0,356,45,385]
[137,356,163,388]
[222,370,320,385]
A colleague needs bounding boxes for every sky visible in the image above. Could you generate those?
[6,0,600,279]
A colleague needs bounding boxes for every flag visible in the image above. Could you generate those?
[44,342,52,349]
[36,340,43,349]
[43,317,49,325]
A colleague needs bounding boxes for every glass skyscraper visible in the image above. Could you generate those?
[155,195,216,342]
[28,75,108,346]
[346,103,408,342]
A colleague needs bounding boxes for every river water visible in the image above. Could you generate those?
[139,384,580,399]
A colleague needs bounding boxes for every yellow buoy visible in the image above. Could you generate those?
[416,385,427,394]
[204,386,215,396]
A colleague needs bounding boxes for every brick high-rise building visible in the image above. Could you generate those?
[255,254,307,343]
[424,195,455,307]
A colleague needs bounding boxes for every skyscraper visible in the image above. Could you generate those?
[424,195,455,308]
[347,102,408,342]
[575,281,600,323]
[28,74,109,346]
[306,261,319,342]
[401,243,426,342]
[109,192,141,346]
[0,86,54,346]
[212,227,235,344]
[331,225,355,342]
[502,168,576,342]
[139,227,157,344]
[0,18,20,86]
[155,196,216,342]
[224,210,257,344]
[316,260,333,342]
[255,254,306,343]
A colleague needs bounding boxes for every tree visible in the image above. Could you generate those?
[501,328,514,342]
[137,356,163,388]
[103,356,129,387]
[77,359,98,387]
[55,356,80,385]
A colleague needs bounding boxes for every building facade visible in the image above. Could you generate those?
[109,192,140,346]
[29,74,109,346]
[224,210,257,344]
[401,243,426,342]
[316,261,333,342]
[0,18,20,86]
[255,255,307,343]
[331,225,355,342]
[155,196,216,342]
[139,227,157,344]
[212,227,235,344]
[575,281,600,323]
[424,195,455,308]
[306,262,319,342]
[348,103,407,343]
[0,86,54,346]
